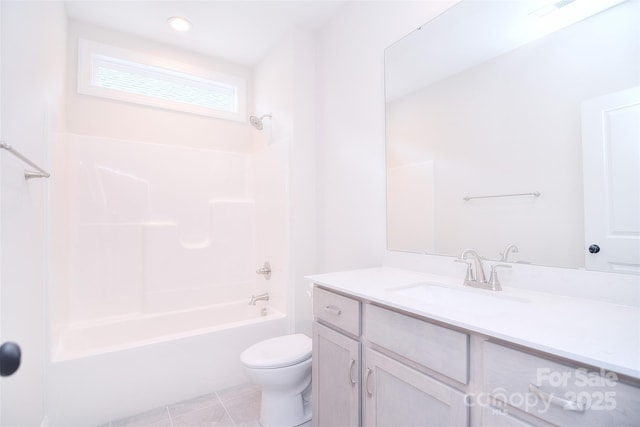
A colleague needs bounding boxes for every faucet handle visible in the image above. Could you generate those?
[454,258,475,282]
[255,262,271,280]
[488,264,511,290]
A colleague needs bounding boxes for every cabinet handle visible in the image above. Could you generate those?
[324,305,342,316]
[349,359,356,385]
[528,384,585,412]
[365,368,373,396]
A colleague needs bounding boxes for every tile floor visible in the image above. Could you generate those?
[103,383,261,427]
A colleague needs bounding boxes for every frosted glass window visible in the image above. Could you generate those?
[78,39,246,122]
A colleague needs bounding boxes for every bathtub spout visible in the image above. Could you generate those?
[249,293,269,305]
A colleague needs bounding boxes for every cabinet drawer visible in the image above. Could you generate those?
[364,304,468,384]
[483,341,640,426]
[313,287,360,336]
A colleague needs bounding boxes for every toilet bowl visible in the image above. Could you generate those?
[240,334,312,427]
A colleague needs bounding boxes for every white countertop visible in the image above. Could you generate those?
[308,267,640,379]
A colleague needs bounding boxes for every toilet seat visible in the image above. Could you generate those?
[240,334,311,369]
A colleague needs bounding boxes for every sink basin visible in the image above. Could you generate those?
[388,282,529,316]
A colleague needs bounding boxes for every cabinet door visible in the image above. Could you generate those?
[312,322,360,427]
[363,348,468,426]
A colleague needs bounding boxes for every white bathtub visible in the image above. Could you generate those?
[47,301,288,426]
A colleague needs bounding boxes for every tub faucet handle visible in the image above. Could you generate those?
[256,262,271,280]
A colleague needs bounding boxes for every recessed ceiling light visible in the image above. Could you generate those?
[168,17,191,32]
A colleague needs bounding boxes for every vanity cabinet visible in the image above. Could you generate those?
[312,287,361,427]
[312,284,640,427]
[313,286,470,426]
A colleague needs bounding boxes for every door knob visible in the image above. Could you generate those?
[588,244,600,254]
[0,342,21,377]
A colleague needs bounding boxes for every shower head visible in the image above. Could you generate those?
[249,113,272,130]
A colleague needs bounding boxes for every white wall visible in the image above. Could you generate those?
[0,1,67,425]
[316,1,457,272]
[252,35,294,318]
[290,30,319,335]
[251,140,289,315]
[251,28,318,335]
[66,20,253,152]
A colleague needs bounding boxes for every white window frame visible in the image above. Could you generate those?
[77,38,247,122]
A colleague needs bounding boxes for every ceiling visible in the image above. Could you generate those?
[64,0,346,67]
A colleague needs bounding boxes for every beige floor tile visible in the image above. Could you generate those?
[111,407,172,427]
[169,393,234,427]
[217,383,261,426]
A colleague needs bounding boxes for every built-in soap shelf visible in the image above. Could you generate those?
[74,199,257,293]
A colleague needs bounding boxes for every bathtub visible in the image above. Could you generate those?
[47,301,288,426]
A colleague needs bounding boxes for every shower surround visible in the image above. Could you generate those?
[53,135,261,322]
[48,133,289,424]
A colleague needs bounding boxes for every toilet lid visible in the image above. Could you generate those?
[240,334,312,369]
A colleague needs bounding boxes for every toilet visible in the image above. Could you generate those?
[240,334,312,427]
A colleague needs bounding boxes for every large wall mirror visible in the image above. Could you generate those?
[385,0,640,272]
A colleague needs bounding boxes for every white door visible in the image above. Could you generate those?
[582,86,640,274]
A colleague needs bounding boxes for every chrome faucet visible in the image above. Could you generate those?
[249,292,269,305]
[454,249,509,291]
[500,244,519,262]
